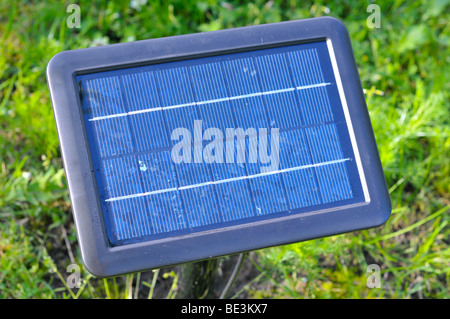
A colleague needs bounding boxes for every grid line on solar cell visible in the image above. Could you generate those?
[216,180,255,222]
[156,67,194,106]
[128,112,168,151]
[190,62,228,101]
[104,157,351,202]
[197,101,235,134]
[87,82,331,122]
[79,43,360,242]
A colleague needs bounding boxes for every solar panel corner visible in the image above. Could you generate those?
[47,17,390,277]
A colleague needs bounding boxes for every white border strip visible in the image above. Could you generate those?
[326,39,370,202]
[105,158,350,202]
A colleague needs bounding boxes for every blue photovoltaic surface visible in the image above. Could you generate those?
[77,41,366,245]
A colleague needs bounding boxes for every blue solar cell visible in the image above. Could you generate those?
[175,145,213,187]
[129,112,168,151]
[254,53,291,91]
[197,100,235,134]
[283,168,322,209]
[286,48,325,87]
[222,57,259,96]
[296,85,334,125]
[278,129,312,169]
[203,133,248,181]
[122,72,161,111]
[138,151,177,192]
[231,96,268,130]
[91,117,134,157]
[263,91,302,129]
[315,161,353,203]
[146,191,186,234]
[108,196,152,241]
[84,76,125,117]
[250,174,288,215]
[102,156,142,198]
[77,41,366,245]
[165,107,199,142]
[155,67,194,106]
[306,124,344,163]
[215,180,254,222]
[190,62,228,101]
[181,185,222,228]
[243,132,280,175]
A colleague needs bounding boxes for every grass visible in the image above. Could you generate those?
[0,0,449,299]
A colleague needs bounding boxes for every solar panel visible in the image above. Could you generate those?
[47,17,391,276]
[77,41,365,245]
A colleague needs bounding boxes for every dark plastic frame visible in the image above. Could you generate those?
[47,17,390,277]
